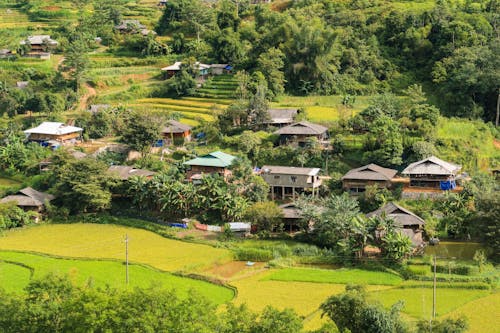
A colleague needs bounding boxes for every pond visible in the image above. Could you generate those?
[424,241,484,261]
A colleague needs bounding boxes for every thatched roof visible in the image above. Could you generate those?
[367,202,425,227]
[0,187,54,207]
[341,163,397,181]
[261,165,320,176]
[274,121,328,136]
[108,166,156,180]
[265,109,298,125]
[402,156,461,176]
[161,120,192,134]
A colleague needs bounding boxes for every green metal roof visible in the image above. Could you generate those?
[183,151,236,168]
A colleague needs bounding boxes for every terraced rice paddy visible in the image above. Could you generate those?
[0,251,234,303]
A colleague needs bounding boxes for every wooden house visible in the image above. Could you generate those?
[20,35,58,59]
[0,187,54,213]
[260,165,322,199]
[367,202,425,247]
[274,121,328,146]
[161,120,192,145]
[24,122,83,143]
[115,20,146,33]
[183,151,236,181]
[402,156,461,190]
[264,109,298,127]
[280,203,302,232]
[341,163,398,195]
[108,165,156,180]
[0,49,12,59]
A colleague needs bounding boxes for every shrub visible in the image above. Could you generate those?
[434,263,479,276]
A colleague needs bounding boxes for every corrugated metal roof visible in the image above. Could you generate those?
[20,35,58,45]
[24,122,83,136]
[261,165,320,176]
[184,151,236,168]
[341,163,397,181]
[402,156,461,176]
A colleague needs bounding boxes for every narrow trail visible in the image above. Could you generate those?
[77,83,97,111]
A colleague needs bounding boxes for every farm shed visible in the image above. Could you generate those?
[161,61,210,79]
[161,120,192,145]
[341,163,398,195]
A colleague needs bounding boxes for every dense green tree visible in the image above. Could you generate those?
[244,201,283,232]
[120,112,161,157]
[321,285,409,333]
[51,158,116,213]
[257,47,286,97]
[416,318,468,333]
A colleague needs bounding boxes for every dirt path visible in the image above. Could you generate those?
[494,139,500,149]
[77,83,97,111]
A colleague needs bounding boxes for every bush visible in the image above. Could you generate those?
[434,263,479,276]
[234,248,273,261]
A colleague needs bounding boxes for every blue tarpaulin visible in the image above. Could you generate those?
[169,223,188,229]
[440,180,456,190]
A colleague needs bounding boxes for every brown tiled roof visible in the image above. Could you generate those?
[274,121,328,135]
[341,163,397,181]
[367,202,425,227]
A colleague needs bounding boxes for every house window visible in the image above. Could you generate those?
[291,176,297,183]
[274,175,280,179]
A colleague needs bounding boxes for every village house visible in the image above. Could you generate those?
[24,122,83,144]
[158,0,168,6]
[108,165,156,180]
[341,163,398,195]
[402,156,461,190]
[183,151,236,181]
[264,109,299,127]
[20,35,58,59]
[367,202,425,247]
[274,121,329,146]
[0,187,54,213]
[161,120,192,145]
[161,61,210,79]
[115,20,144,33]
[260,165,322,199]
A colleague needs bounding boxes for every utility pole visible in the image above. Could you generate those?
[125,234,129,285]
[433,255,437,319]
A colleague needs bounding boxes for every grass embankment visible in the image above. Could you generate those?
[0,223,233,272]
[0,251,234,303]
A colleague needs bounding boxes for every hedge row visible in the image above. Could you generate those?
[434,263,479,276]
[234,248,273,262]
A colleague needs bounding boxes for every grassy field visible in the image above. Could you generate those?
[0,224,233,272]
[0,176,22,195]
[0,251,234,303]
[266,267,403,286]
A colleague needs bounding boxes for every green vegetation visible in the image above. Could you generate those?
[0,251,234,303]
[266,267,403,286]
